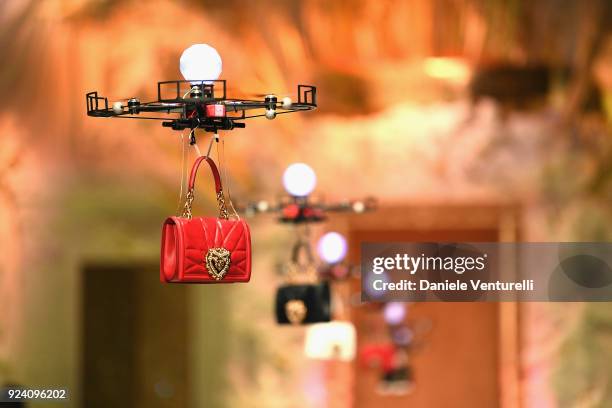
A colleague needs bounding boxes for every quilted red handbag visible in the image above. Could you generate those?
[160,156,251,283]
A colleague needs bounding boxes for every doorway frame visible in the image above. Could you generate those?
[327,203,522,408]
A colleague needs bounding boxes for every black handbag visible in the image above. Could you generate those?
[275,239,331,325]
[275,281,331,324]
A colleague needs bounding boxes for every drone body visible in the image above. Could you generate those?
[86,80,316,132]
[87,44,316,133]
[242,163,376,223]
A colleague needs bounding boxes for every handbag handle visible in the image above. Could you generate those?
[285,239,318,284]
[182,156,229,220]
[291,239,315,264]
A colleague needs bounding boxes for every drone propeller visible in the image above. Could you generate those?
[222,90,293,110]
[239,92,291,98]
[224,85,291,97]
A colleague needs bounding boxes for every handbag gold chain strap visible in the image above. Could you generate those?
[285,262,319,284]
[182,188,230,220]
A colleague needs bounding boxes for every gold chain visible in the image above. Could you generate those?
[217,190,230,220]
[182,189,195,219]
[182,188,229,220]
[285,262,318,284]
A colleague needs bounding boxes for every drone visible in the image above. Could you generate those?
[86,44,317,135]
[245,195,376,224]
[242,163,376,224]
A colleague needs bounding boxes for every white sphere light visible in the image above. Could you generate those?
[282,97,292,109]
[383,302,406,325]
[112,101,123,114]
[179,44,222,84]
[282,163,317,197]
[257,200,269,212]
[352,201,365,213]
[265,109,276,120]
[317,232,348,264]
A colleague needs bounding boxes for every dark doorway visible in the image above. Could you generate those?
[82,263,189,408]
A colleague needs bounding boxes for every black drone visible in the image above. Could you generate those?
[243,196,376,224]
[239,162,375,223]
[86,80,317,134]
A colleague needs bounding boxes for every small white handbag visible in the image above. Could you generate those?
[303,321,356,362]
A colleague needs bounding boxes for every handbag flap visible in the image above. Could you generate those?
[179,216,251,281]
[275,282,331,324]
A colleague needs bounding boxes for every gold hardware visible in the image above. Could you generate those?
[182,188,230,220]
[285,263,319,284]
[182,189,195,219]
[205,247,231,280]
[285,299,307,324]
[216,190,230,220]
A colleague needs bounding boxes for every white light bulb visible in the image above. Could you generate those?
[257,200,269,212]
[282,97,292,109]
[352,201,365,213]
[112,101,123,114]
[383,302,406,325]
[282,163,316,197]
[265,109,276,120]
[317,232,347,264]
[179,44,222,84]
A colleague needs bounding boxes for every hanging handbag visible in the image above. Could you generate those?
[275,240,331,324]
[359,343,396,372]
[275,281,331,324]
[304,322,356,361]
[160,155,251,283]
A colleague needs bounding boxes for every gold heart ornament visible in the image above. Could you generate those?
[285,299,308,324]
[205,247,231,280]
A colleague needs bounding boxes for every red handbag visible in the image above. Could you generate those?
[160,156,251,283]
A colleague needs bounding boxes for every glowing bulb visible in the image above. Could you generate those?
[352,201,365,213]
[383,302,406,325]
[318,232,347,264]
[282,163,316,197]
[179,44,222,84]
[112,101,123,114]
[265,109,276,120]
[282,97,292,109]
[256,200,269,212]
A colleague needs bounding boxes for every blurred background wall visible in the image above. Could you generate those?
[1,0,612,407]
